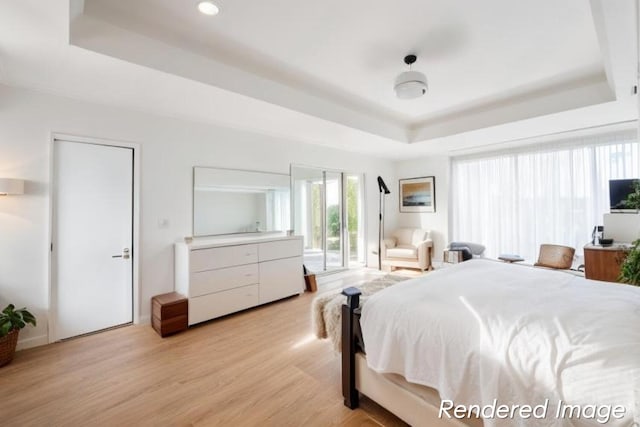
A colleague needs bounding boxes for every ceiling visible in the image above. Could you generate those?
[0,0,637,158]
[83,0,606,122]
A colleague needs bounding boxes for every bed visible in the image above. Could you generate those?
[340,260,640,427]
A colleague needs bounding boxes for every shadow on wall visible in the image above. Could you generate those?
[0,179,35,218]
[425,228,446,262]
[0,179,46,198]
[23,180,46,197]
[0,179,47,346]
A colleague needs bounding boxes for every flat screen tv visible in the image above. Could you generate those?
[609,179,639,212]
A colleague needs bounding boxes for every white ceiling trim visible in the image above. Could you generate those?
[409,68,614,143]
[449,120,637,159]
[70,14,410,143]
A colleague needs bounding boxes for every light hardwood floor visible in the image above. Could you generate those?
[0,271,411,426]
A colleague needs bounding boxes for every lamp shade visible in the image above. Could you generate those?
[394,70,428,99]
[0,178,24,195]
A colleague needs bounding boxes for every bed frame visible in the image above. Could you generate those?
[340,287,481,427]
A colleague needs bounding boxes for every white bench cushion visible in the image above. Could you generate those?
[386,245,418,259]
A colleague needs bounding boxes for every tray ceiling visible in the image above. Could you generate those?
[83,0,604,120]
[0,0,635,158]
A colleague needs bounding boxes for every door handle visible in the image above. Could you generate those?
[112,248,130,259]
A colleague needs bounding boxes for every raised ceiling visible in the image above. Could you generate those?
[72,0,637,149]
[0,0,636,158]
[83,0,605,122]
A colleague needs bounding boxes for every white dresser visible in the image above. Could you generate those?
[174,234,304,325]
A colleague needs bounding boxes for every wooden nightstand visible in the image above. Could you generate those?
[151,292,188,337]
[583,244,629,282]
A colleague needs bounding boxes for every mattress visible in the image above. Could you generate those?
[362,259,640,427]
[355,353,483,427]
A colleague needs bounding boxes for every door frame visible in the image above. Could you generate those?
[48,133,141,343]
[343,172,367,267]
[290,164,368,273]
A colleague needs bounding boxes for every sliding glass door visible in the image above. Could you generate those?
[292,166,364,274]
[325,171,343,270]
[345,174,365,267]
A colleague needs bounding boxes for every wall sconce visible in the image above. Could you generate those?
[0,178,25,195]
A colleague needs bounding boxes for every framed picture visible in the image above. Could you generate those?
[399,176,435,213]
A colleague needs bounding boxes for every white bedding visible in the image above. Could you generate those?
[361,260,640,426]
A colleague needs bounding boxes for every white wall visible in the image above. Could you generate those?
[0,84,397,349]
[395,156,450,261]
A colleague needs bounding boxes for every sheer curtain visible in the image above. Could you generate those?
[451,130,639,262]
[265,189,291,231]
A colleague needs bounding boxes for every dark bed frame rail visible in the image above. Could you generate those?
[341,287,364,409]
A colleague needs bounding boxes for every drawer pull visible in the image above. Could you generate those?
[245,273,253,277]
[245,253,253,256]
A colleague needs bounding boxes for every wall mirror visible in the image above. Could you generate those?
[193,167,291,236]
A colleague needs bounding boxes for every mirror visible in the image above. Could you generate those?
[193,167,291,236]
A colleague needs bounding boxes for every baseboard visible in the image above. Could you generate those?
[14,316,151,350]
[16,334,49,351]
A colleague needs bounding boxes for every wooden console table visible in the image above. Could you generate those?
[583,244,629,282]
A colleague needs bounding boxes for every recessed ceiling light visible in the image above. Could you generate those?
[198,1,219,16]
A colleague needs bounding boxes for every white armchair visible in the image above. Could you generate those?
[381,228,433,272]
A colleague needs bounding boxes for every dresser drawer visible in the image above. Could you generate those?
[188,284,259,325]
[190,264,259,297]
[258,238,302,262]
[190,244,258,272]
[259,256,304,304]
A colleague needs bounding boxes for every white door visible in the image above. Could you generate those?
[53,140,133,340]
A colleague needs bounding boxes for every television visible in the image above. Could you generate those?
[609,179,639,213]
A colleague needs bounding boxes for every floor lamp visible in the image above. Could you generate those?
[377,176,391,271]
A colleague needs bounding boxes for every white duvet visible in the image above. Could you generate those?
[362,260,640,426]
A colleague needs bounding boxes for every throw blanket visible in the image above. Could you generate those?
[312,274,409,351]
[362,259,640,427]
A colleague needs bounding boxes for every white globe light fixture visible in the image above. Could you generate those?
[394,55,428,100]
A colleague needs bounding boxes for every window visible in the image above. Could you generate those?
[291,166,365,273]
[451,130,639,261]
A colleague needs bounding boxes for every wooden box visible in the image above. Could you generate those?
[443,250,463,264]
[151,292,188,337]
[304,274,317,292]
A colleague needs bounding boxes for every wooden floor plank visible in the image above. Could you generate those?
[0,272,408,426]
